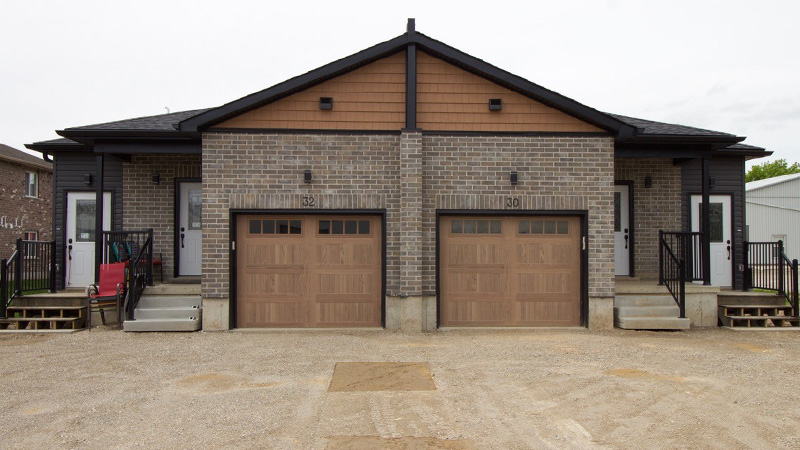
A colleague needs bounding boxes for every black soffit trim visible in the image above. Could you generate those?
[178,27,637,137]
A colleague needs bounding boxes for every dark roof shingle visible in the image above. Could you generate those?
[66,108,212,132]
[607,113,736,137]
[0,143,52,170]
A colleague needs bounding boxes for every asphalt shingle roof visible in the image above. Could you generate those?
[0,143,52,170]
[607,113,736,137]
[66,108,212,132]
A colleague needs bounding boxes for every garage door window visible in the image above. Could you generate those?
[518,219,569,235]
[249,219,301,235]
[450,219,501,234]
[319,220,371,235]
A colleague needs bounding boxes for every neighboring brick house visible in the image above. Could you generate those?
[27,21,770,331]
[0,143,53,257]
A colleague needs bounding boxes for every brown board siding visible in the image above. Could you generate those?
[214,52,406,131]
[416,51,603,133]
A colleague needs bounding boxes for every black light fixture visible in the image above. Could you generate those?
[510,171,518,185]
[304,170,312,184]
[489,98,502,111]
[152,173,160,185]
[709,177,716,188]
[644,176,653,188]
[83,173,93,185]
[319,97,333,110]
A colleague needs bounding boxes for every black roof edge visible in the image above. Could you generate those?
[715,147,772,159]
[179,34,411,132]
[25,141,89,152]
[179,30,635,137]
[57,129,201,146]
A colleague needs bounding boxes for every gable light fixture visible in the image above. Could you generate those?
[304,170,312,184]
[489,98,502,111]
[83,173,93,185]
[510,171,518,185]
[644,176,653,188]
[152,173,160,185]
[319,97,333,110]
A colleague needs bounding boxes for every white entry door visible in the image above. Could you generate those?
[691,195,732,287]
[614,185,631,276]
[66,192,111,288]
[178,182,202,276]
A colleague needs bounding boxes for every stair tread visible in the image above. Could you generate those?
[7,306,86,310]
[725,315,799,320]
[2,317,81,322]
[720,304,793,308]
[125,318,199,322]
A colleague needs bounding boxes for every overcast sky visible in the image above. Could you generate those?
[2,0,798,168]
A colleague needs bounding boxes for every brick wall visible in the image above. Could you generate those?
[422,136,616,298]
[614,158,681,279]
[202,133,402,299]
[123,154,201,280]
[0,160,52,256]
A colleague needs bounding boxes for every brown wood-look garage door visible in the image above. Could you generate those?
[236,215,382,328]
[440,216,582,327]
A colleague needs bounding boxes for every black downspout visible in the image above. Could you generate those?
[94,154,104,283]
[405,18,417,130]
[701,157,711,285]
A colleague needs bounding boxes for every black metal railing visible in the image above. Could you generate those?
[122,233,153,321]
[1,239,56,318]
[658,233,686,318]
[743,240,799,317]
[103,229,154,285]
[659,231,704,283]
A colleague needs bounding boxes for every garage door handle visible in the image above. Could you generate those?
[624,229,629,250]
[727,240,731,260]
[582,236,586,250]
[181,229,185,249]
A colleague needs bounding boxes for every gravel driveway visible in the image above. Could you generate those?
[2,328,799,449]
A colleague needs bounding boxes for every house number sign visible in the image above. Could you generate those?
[303,195,316,207]
[505,197,520,208]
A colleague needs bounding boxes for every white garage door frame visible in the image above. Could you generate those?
[435,210,589,328]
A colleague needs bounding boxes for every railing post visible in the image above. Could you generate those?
[14,238,22,296]
[742,241,749,291]
[147,228,154,286]
[793,259,799,318]
[1,258,7,318]
[658,230,664,285]
[678,257,686,319]
[778,240,785,295]
[49,241,57,293]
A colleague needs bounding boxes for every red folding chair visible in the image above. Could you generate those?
[86,263,126,327]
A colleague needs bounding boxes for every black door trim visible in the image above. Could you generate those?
[229,209,387,330]
[435,209,590,328]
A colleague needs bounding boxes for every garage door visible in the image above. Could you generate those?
[440,215,582,327]
[236,215,382,328]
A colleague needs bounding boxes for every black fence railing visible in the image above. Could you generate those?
[658,233,686,318]
[102,229,154,286]
[1,239,56,318]
[659,231,704,283]
[743,240,799,317]
[123,233,153,321]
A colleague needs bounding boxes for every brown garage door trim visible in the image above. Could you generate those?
[229,209,387,329]
[435,210,589,328]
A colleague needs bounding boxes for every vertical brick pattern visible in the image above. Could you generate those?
[202,133,401,299]
[0,160,52,255]
[614,158,681,279]
[400,131,423,295]
[422,136,616,298]
[123,154,201,280]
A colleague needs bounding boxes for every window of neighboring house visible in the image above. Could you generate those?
[25,172,38,198]
[24,231,38,259]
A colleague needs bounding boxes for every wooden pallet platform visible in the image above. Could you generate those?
[718,304,800,329]
[1,304,88,331]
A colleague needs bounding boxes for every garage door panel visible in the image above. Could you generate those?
[237,214,381,328]
[441,215,581,327]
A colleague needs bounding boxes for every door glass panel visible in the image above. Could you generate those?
[544,220,556,234]
[249,219,261,234]
[614,192,621,232]
[698,203,724,243]
[451,220,463,234]
[345,220,358,234]
[490,220,501,234]
[289,220,302,234]
[359,220,370,234]
[75,200,96,242]
[477,220,489,234]
[188,189,202,230]
[319,220,330,234]
[557,220,569,234]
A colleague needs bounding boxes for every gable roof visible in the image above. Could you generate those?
[746,173,800,192]
[0,143,52,171]
[179,27,637,137]
[608,114,736,138]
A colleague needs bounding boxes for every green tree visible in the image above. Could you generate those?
[746,159,800,183]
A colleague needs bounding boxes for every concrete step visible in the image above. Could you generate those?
[717,293,784,306]
[123,318,201,332]
[615,316,691,330]
[615,305,680,317]
[136,295,201,309]
[146,284,200,296]
[615,295,676,307]
[134,307,201,320]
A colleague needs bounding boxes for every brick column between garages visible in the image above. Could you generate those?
[400,130,423,296]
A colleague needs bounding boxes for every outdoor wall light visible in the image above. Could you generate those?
[489,98,502,111]
[510,171,518,185]
[152,173,160,185]
[319,97,333,110]
[83,173,93,185]
[709,177,716,188]
[304,170,312,184]
[644,176,653,188]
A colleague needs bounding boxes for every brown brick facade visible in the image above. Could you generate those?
[0,159,52,256]
[123,154,201,280]
[614,158,681,279]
